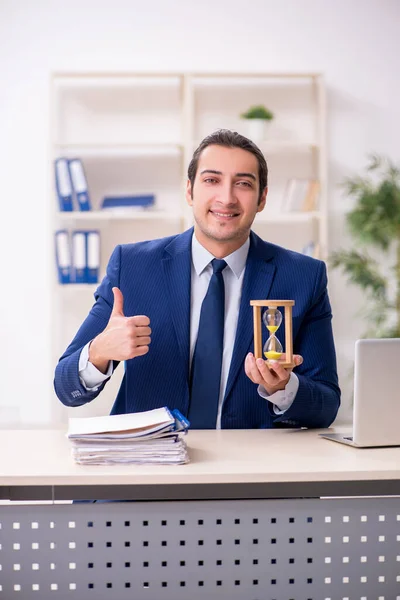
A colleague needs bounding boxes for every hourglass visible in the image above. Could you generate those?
[250,300,295,369]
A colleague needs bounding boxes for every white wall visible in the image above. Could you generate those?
[0,0,399,425]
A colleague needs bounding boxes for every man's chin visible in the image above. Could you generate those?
[193,217,251,243]
[204,227,246,243]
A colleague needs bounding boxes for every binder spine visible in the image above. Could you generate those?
[68,158,91,211]
[55,158,74,211]
[72,231,87,283]
[55,230,72,284]
[86,230,100,284]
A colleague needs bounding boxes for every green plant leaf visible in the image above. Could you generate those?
[340,158,400,249]
[366,153,382,171]
[329,250,387,299]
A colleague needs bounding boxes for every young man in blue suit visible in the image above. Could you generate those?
[55,129,340,429]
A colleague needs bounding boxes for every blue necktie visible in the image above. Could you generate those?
[189,259,227,429]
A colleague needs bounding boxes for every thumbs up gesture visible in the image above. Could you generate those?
[89,287,151,373]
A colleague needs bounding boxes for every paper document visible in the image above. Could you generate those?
[67,407,175,437]
[67,407,190,465]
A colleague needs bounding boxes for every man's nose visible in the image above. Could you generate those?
[218,183,236,204]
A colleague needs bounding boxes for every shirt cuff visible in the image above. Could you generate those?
[78,342,113,391]
[257,372,299,414]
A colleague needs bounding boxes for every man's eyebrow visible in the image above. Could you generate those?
[236,172,256,181]
[200,169,222,176]
[200,169,256,181]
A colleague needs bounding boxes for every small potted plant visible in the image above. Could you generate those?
[240,104,274,141]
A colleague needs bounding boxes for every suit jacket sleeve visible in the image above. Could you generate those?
[53,246,121,407]
[270,260,340,428]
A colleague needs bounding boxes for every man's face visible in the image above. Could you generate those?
[186,144,267,255]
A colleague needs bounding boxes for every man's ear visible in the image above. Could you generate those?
[257,187,268,212]
[186,180,193,206]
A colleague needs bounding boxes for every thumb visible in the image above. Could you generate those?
[111,287,124,317]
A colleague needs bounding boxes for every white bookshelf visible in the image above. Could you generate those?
[50,71,327,421]
[54,144,183,158]
[58,210,181,222]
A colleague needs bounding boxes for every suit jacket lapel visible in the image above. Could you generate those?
[161,229,193,380]
[224,232,276,400]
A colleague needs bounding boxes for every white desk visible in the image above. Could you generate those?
[1,427,400,500]
[1,428,399,599]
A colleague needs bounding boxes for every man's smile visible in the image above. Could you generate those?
[209,209,240,219]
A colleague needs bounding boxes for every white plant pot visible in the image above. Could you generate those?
[245,119,269,142]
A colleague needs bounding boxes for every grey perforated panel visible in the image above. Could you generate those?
[0,498,399,599]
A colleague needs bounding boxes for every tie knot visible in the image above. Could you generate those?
[212,259,227,274]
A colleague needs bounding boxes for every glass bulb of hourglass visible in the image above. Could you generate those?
[262,307,282,332]
[263,335,283,361]
[263,307,283,360]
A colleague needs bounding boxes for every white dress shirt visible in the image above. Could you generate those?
[79,233,299,426]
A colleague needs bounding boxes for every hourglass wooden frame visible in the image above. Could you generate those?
[250,300,295,369]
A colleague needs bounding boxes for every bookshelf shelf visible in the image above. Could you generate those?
[57,210,181,221]
[57,283,98,291]
[54,74,182,89]
[256,211,321,224]
[259,141,319,154]
[54,144,183,158]
[192,73,321,86]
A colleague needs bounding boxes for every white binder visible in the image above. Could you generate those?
[55,230,72,283]
[86,230,100,283]
[55,158,74,211]
[72,231,87,283]
[68,158,91,211]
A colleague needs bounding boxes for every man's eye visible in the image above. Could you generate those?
[204,178,217,184]
[237,181,252,187]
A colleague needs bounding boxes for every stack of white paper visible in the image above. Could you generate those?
[67,407,189,465]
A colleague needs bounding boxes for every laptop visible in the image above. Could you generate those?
[320,338,400,448]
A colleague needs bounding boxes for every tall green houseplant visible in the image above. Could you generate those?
[330,155,400,338]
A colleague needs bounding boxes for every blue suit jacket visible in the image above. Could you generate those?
[54,229,340,428]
